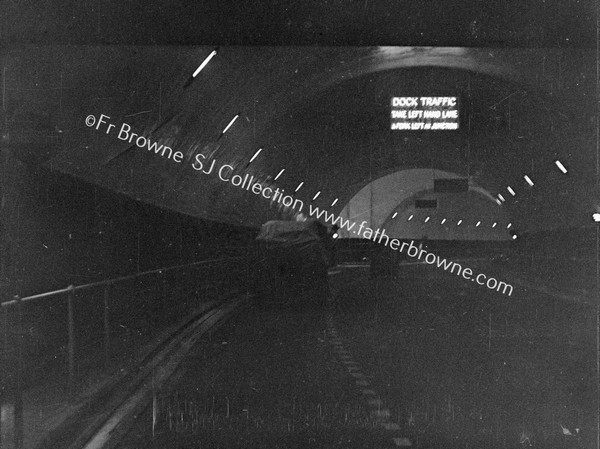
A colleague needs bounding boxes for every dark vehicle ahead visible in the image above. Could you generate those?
[254,219,333,309]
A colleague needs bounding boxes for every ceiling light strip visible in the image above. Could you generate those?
[274,168,285,181]
[555,160,568,174]
[524,175,534,187]
[222,115,239,134]
[249,148,263,163]
[193,50,217,77]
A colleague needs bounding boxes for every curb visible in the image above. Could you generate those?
[35,290,249,449]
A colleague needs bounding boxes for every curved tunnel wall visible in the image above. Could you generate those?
[3,47,595,234]
[382,189,510,241]
[337,168,505,240]
[0,151,256,298]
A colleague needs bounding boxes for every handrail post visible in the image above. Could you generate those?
[0,301,4,449]
[14,295,24,449]
[246,245,251,295]
[67,286,75,399]
[103,283,111,370]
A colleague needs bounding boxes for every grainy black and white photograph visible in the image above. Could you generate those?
[0,2,598,448]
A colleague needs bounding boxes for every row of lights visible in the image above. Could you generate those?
[252,148,518,232]
[198,49,563,212]
[191,51,586,231]
[405,213,512,230]
[190,51,304,219]
[497,159,568,205]
[192,50,249,140]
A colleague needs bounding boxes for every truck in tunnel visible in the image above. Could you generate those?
[254,219,333,308]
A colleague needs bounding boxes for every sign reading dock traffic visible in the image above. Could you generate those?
[390,96,459,130]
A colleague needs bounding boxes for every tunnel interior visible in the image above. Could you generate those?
[0,39,598,449]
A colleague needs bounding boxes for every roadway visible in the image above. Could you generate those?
[112,262,594,449]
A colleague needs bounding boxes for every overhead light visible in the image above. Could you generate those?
[274,168,285,181]
[295,182,304,192]
[476,221,481,227]
[593,213,600,223]
[331,198,339,207]
[457,219,463,226]
[441,218,447,224]
[496,199,502,205]
[332,233,339,239]
[498,194,506,202]
[392,212,398,219]
[524,175,534,187]
[312,191,321,200]
[408,214,413,221]
[555,160,568,174]
[492,222,497,228]
[249,148,263,163]
[507,223,512,229]
[222,115,239,134]
[507,186,516,196]
[193,50,217,77]
[512,234,518,240]
[424,216,430,223]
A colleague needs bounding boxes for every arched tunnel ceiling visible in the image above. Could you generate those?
[3,46,597,233]
[337,168,500,239]
[381,189,510,241]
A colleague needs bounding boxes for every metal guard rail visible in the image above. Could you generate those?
[0,253,250,449]
[1,255,246,308]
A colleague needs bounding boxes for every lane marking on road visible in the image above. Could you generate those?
[326,314,412,447]
[371,409,391,419]
[394,437,413,446]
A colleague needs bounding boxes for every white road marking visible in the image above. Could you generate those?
[394,437,412,446]
[371,409,391,419]
[327,314,412,448]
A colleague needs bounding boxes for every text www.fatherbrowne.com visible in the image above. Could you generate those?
[308,204,514,297]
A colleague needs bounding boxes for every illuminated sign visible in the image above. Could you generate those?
[434,178,469,193]
[390,96,459,130]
